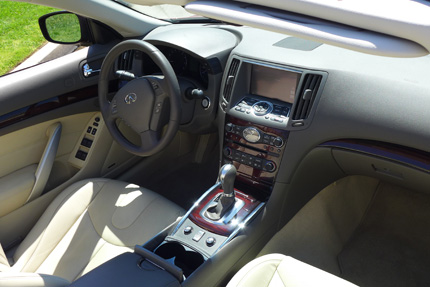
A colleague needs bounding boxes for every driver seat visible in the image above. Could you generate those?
[0,179,184,285]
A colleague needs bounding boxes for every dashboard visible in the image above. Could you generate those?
[131,23,430,198]
[107,22,430,207]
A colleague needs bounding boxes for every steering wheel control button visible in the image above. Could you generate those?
[243,127,261,143]
[154,102,163,114]
[206,237,216,247]
[111,99,118,114]
[192,230,205,242]
[184,226,193,235]
[150,81,159,90]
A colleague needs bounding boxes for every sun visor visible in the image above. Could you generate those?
[185,0,429,57]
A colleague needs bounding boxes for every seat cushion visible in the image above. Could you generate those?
[9,179,184,282]
[0,273,70,287]
[227,254,357,287]
[0,244,9,272]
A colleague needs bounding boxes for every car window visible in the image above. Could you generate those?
[0,1,77,76]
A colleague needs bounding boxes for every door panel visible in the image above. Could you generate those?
[0,44,137,248]
[0,113,94,217]
[0,165,36,218]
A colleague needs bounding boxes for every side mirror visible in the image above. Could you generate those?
[39,11,89,44]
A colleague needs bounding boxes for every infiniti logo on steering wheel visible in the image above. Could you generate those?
[124,93,137,104]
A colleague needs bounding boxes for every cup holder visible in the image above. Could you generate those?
[155,242,204,277]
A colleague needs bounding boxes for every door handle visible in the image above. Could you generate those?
[26,122,62,202]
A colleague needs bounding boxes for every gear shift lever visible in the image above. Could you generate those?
[205,164,237,221]
[219,164,236,197]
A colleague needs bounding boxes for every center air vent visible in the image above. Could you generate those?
[223,58,240,103]
[292,73,322,120]
[118,50,135,71]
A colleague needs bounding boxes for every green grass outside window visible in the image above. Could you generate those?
[0,1,58,75]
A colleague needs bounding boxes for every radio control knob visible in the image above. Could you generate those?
[273,137,284,148]
[223,147,232,157]
[264,161,276,172]
[225,123,234,132]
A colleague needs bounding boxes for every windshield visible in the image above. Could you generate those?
[114,1,200,22]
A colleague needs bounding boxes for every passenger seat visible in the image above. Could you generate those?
[227,254,357,287]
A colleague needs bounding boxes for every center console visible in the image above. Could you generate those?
[221,59,300,196]
[70,164,265,287]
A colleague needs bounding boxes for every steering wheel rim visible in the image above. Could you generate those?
[98,40,181,156]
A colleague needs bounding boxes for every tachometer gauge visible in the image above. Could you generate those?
[167,49,187,75]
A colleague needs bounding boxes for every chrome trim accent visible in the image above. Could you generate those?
[214,201,265,254]
[124,93,137,104]
[252,101,274,116]
[242,127,261,143]
[83,63,100,78]
[202,96,211,110]
[218,163,234,183]
[171,182,221,236]
[199,196,245,225]
[223,192,235,198]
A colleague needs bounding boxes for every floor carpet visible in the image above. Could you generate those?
[338,183,430,287]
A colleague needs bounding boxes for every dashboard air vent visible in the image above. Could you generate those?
[292,74,322,120]
[118,50,135,71]
[223,58,240,102]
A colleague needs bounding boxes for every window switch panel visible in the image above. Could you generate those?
[81,138,93,148]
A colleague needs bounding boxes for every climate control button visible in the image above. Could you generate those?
[273,137,284,148]
[264,161,276,172]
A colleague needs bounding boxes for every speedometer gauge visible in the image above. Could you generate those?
[167,49,187,75]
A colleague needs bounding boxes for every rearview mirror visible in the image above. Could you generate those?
[39,12,82,44]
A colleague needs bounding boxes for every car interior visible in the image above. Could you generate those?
[1,0,430,286]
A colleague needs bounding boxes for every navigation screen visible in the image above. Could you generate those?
[250,64,300,104]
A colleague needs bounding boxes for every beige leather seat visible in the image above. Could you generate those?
[227,254,357,287]
[0,179,184,286]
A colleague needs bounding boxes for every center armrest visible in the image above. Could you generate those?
[68,252,180,287]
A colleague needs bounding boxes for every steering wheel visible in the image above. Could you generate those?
[98,40,181,156]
